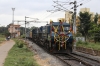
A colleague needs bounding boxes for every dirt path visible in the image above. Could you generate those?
[0,40,15,66]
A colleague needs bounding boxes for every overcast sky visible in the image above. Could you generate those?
[0,0,100,27]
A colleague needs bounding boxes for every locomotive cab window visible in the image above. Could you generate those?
[64,27,70,31]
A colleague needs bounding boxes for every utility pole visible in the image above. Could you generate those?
[24,16,39,42]
[25,16,27,42]
[70,0,82,34]
[70,0,82,51]
[70,0,77,51]
[12,8,15,38]
[73,0,77,34]
[14,17,39,42]
[14,17,38,42]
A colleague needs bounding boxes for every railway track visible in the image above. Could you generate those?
[28,40,100,66]
[71,53,100,66]
[54,53,100,66]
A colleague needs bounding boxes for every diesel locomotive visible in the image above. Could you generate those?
[27,20,73,53]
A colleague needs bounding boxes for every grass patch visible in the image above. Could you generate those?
[76,41,100,50]
[4,39,39,66]
[0,34,5,44]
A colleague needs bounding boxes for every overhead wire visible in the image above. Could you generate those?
[40,0,72,21]
[39,0,71,21]
[40,0,61,21]
[32,0,92,25]
[37,0,55,20]
[82,0,92,5]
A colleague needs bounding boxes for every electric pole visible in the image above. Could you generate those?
[70,0,77,35]
[70,0,82,51]
[70,0,82,34]
[12,8,15,38]
[14,17,38,42]
[25,16,27,41]
[74,0,77,34]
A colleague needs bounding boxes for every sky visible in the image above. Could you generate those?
[0,0,100,27]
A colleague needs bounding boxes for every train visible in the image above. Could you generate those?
[27,20,74,53]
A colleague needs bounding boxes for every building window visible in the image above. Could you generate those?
[15,27,17,30]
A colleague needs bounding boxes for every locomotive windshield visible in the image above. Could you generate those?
[53,25,70,31]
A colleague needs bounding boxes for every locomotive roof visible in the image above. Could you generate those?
[51,22,70,26]
[39,22,70,28]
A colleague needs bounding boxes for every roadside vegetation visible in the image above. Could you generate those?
[0,34,5,44]
[76,40,100,50]
[4,39,39,66]
[75,11,100,51]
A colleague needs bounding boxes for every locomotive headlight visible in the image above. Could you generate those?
[61,44,63,47]
[68,30,70,32]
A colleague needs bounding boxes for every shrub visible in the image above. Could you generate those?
[76,40,83,44]
[15,39,24,48]
[21,34,25,38]
[83,41,88,45]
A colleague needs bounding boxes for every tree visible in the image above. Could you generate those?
[94,13,98,24]
[30,26,36,30]
[89,24,100,43]
[78,12,92,41]
[88,13,100,43]
[0,26,9,35]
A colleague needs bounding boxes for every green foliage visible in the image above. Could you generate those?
[20,27,30,35]
[0,34,5,37]
[89,22,100,42]
[30,26,36,30]
[78,12,92,41]
[21,34,25,38]
[77,40,82,44]
[83,41,88,45]
[94,13,98,24]
[4,32,11,37]
[77,42,100,50]
[15,39,24,48]
[87,13,100,42]
[4,39,39,66]
[75,32,82,37]
[76,40,88,45]
[0,26,9,35]
[0,34,5,43]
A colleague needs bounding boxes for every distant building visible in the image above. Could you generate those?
[65,11,72,23]
[8,24,20,37]
[80,8,90,13]
[80,8,95,21]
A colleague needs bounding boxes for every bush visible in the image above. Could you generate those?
[76,40,88,47]
[15,39,24,48]
[83,41,88,45]
[21,34,25,38]
[76,40,83,44]
[75,33,82,37]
